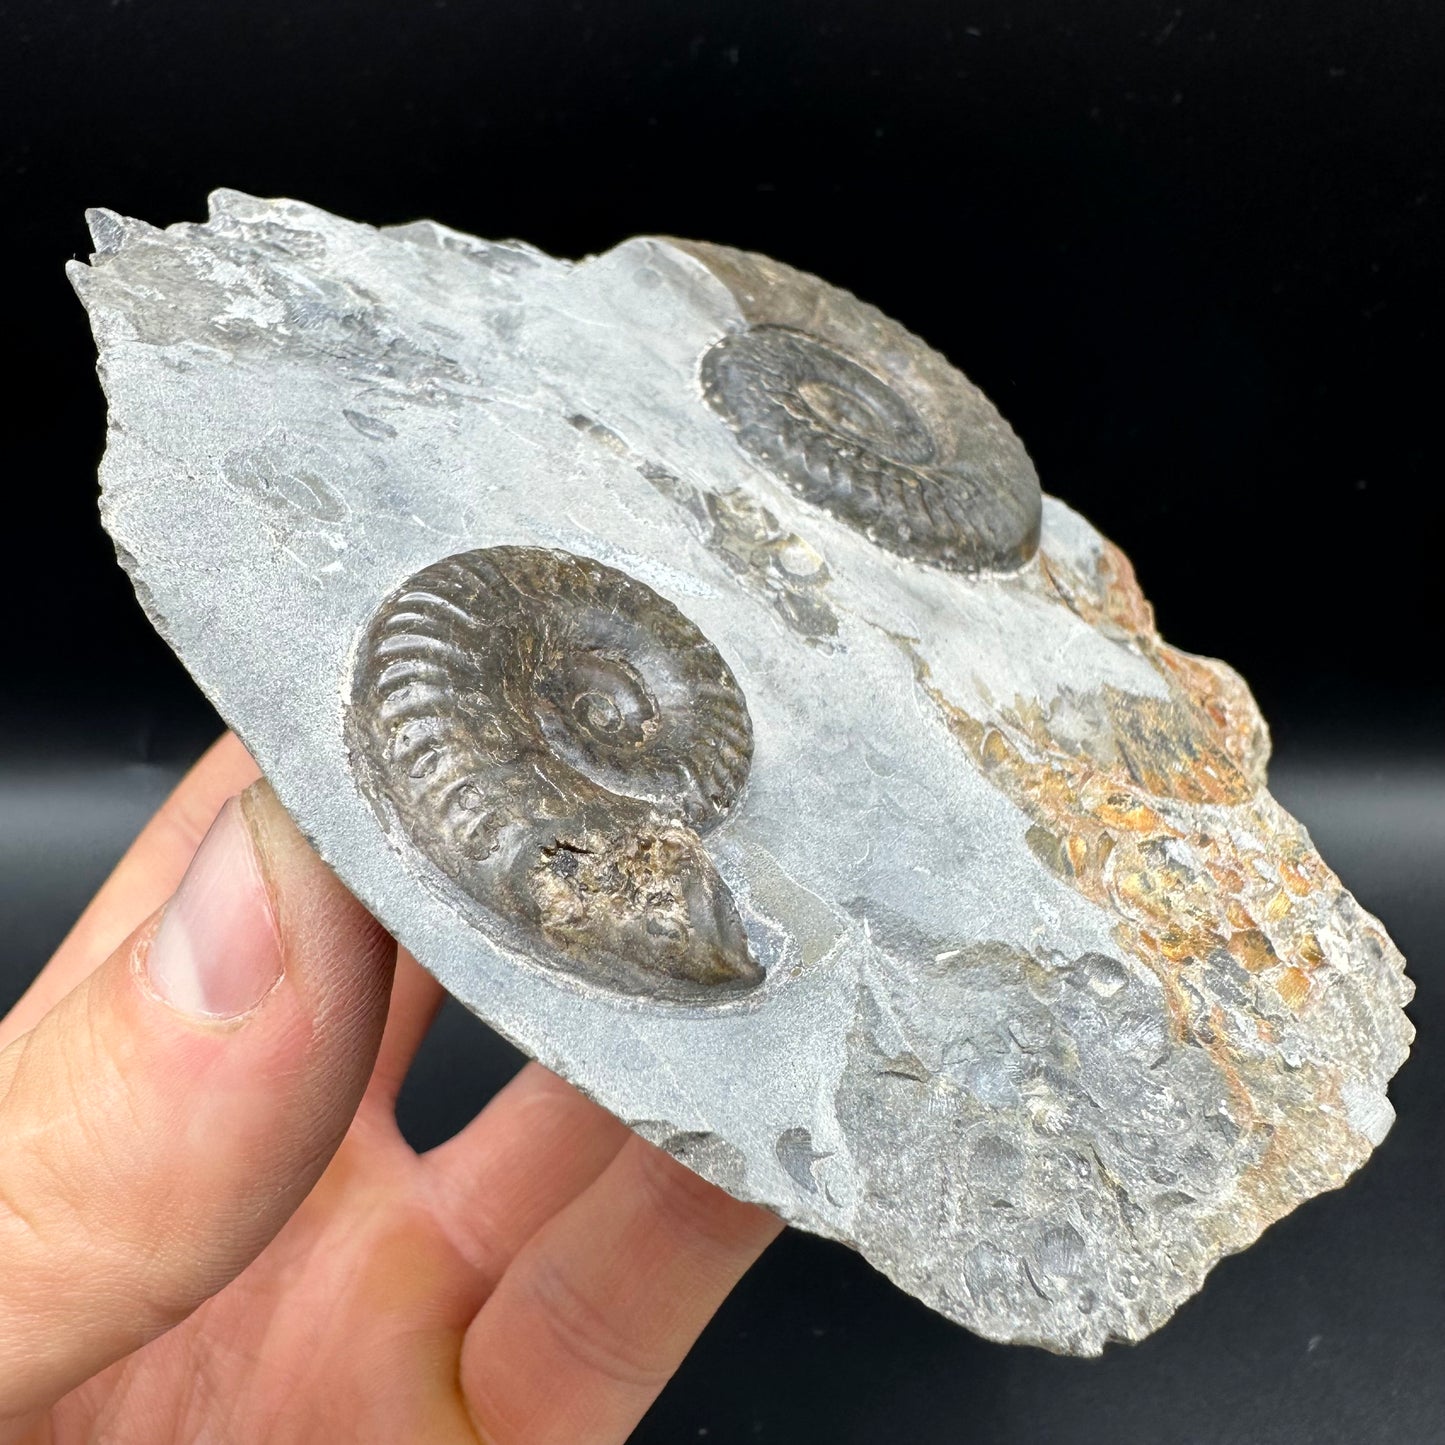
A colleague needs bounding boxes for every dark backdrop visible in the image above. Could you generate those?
[1,2,1441,1441]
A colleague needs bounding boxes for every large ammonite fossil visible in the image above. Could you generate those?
[684,239,1042,574]
[346,545,761,1001]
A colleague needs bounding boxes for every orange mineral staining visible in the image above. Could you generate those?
[904,530,1368,1194]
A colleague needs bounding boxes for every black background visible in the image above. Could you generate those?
[1,2,1441,1441]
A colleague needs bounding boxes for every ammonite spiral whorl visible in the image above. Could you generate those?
[681,240,1042,574]
[346,545,761,1001]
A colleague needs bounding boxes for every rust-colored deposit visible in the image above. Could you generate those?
[908,534,1404,1240]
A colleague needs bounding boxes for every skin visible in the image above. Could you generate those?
[0,735,782,1443]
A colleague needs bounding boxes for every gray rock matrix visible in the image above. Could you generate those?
[70,192,1413,1353]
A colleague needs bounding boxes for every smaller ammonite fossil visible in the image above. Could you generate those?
[684,240,1042,574]
[346,545,761,1001]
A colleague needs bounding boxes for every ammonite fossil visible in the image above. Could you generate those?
[346,545,761,1001]
[685,240,1043,574]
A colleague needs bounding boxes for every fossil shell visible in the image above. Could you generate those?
[346,545,761,1000]
[683,240,1042,572]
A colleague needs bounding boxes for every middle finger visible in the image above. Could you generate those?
[422,1063,630,1301]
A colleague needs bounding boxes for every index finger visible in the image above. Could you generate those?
[0,732,259,1048]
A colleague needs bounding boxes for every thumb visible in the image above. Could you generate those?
[0,780,396,1420]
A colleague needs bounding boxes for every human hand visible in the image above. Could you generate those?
[0,735,781,1443]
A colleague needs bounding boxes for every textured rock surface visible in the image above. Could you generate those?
[70,192,1413,1354]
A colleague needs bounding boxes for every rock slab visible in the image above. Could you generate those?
[70,192,1413,1353]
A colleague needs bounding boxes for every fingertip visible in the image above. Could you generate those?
[142,796,285,1021]
[629,1138,784,1257]
[239,778,395,1044]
